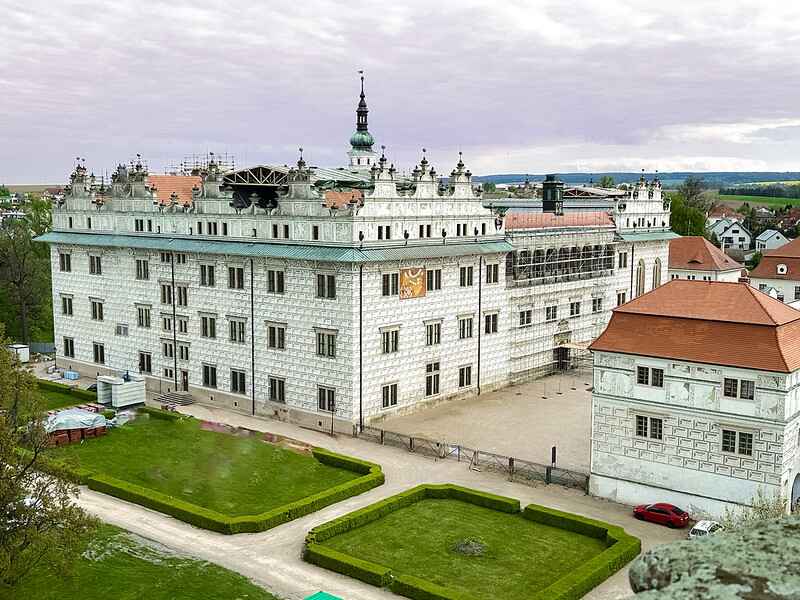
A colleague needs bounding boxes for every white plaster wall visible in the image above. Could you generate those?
[668,268,742,283]
[750,277,800,303]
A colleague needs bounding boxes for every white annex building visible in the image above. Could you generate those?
[707,217,752,250]
[37,83,675,433]
[750,237,800,303]
[755,229,791,252]
[589,280,800,515]
[668,236,743,282]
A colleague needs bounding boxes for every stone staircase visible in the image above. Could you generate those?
[153,391,194,406]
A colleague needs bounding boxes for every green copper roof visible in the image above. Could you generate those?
[349,129,374,149]
[35,231,512,263]
[618,230,680,242]
[304,593,342,600]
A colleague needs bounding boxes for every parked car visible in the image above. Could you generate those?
[688,520,723,539]
[633,503,689,528]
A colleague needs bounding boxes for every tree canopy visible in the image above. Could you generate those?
[676,176,709,211]
[670,195,707,237]
[597,175,615,188]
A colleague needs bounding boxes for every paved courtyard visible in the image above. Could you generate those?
[375,371,594,472]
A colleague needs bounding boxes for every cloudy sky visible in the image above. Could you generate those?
[2,0,800,183]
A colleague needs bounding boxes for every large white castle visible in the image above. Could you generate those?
[38,81,675,433]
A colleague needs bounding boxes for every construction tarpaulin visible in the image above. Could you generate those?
[45,408,107,433]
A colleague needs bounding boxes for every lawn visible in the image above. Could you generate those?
[0,524,279,600]
[49,416,361,516]
[40,388,84,411]
[322,498,607,600]
[718,194,800,208]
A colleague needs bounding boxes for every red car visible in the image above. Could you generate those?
[633,503,689,528]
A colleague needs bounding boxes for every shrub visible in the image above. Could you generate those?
[425,484,520,514]
[312,447,379,475]
[138,406,185,421]
[305,543,391,587]
[720,486,788,529]
[522,504,608,539]
[100,409,115,420]
[390,573,480,600]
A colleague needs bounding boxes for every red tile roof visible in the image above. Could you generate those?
[146,175,202,206]
[324,189,362,208]
[590,280,800,372]
[750,237,800,281]
[668,236,743,272]
[505,211,614,230]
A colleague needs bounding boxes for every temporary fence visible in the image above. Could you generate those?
[358,425,589,492]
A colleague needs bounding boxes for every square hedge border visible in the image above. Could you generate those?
[37,379,98,403]
[36,408,385,534]
[304,484,641,600]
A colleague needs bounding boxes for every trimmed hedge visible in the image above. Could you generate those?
[139,406,185,421]
[304,485,641,600]
[37,379,98,403]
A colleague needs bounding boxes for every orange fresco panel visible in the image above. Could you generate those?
[399,268,426,300]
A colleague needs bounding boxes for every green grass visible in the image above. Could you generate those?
[323,498,607,600]
[40,389,83,411]
[49,417,360,516]
[718,194,800,208]
[0,524,279,600]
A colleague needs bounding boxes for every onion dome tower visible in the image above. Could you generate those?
[347,73,378,171]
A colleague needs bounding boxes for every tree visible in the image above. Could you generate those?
[749,251,763,269]
[0,186,9,198]
[598,175,615,188]
[670,195,706,236]
[0,327,95,588]
[676,176,708,211]
[719,487,788,529]
[482,182,496,193]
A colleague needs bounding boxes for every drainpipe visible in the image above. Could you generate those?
[359,264,364,432]
[170,253,178,391]
[629,244,635,300]
[477,256,483,395]
[250,258,256,416]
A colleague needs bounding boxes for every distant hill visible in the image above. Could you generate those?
[473,172,800,189]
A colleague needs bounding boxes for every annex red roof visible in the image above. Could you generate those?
[146,175,202,206]
[505,211,614,230]
[668,236,743,272]
[750,237,800,281]
[590,280,800,372]
[324,189,362,208]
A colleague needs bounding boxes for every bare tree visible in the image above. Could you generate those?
[676,176,709,211]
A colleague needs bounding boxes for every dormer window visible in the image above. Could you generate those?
[778,264,788,275]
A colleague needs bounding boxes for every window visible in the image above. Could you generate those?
[381,328,399,354]
[178,344,189,361]
[267,270,285,293]
[382,383,398,408]
[177,317,188,334]
[164,367,174,379]
[222,222,228,236]
[162,341,174,358]
[162,316,172,331]
[202,364,217,388]
[90,299,104,321]
[92,342,105,365]
[618,252,627,268]
[197,221,203,235]
[794,286,800,301]
[377,225,392,240]
[269,377,285,403]
[312,225,319,241]
[569,301,581,317]
[135,218,144,232]
[316,331,336,358]
[459,365,472,388]
[283,224,290,239]
[176,285,188,307]
[425,362,440,396]
[635,259,645,297]
[160,252,170,263]
[267,323,286,349]
[138,352,152,374]
[61,295,73,316]
[201,315,216,338]
[87,217,92,229]
[651,368,664,388]
[231,369,246,394]
[722,429,754,456]
[272,223,278,238]
[724,378,738,398]
[89,255,102,275]
[229,319,246,343]
[59,252,71,272]
[519,309,532,326]
[740,379,755,400]
[135,259,149,280]
[484,313,498,334]
[316,274,336,299]
[160,283,172,305]
[592,298,602,313]
[419,224,432,238]
[486,263,499,284]
[426,268,442,291]
[382,273,399,296]
[635,415,663,440]
[636,366,664,388]
[459,266,474,287]
[318,386,335,412]
[200,264,215,287]
[68,216,73,228]
[228,266,245,289]
[175,253,186,264]
[63,337,75,358]
[137,306,151,328]
[637,366,649,385]
[545,306,557,322]
[458,316,473,339]
[617,291,627,306]
[426,321,441,346]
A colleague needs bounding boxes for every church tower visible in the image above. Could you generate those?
[347,73,378,171]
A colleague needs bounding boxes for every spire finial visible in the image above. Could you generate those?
[359,69,364,96]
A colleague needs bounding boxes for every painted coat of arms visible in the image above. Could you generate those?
[399,268,426,299]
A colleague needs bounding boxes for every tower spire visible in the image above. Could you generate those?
[347,70,377,170]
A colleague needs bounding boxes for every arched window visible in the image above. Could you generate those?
[570,247,581,273]
[652,258,662,288]
[533,249,545,279]
[581,246,593,273]
[558,247,570,275]
[635,259,645,297]
[545,248,557,276]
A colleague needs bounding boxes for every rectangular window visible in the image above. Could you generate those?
[267,270,285,294]
[637,366,649,385]
[618,252,627,268]
[426,322,441,346]
[312,225,319,241]
[649,417,663,440]
[316,274,336,299]
[459,266,474,287]
[519,309,532,326]
[316,331,336,358]
[89,255,102,275]
[162,316,172,332]
[63,337,75,358]
[382,383,398,408]
[164,367,174,379]
[723,378,738,398]
[484,313,498,334]
[222,222,228,236]
[137,306,151,328]
[381,328,399,354]
[722,429,737,453]
[318,386,335,412]
[162,341,174,358]
[92,342,105,365]
[740,379,755,400]
[382,273,399,296]
[458,316,473,339]
[61,295,73,316]
[267,324,286,350]
[426,268,442,291]
[177,317,188,334]
[229,319,246,343]
[545,306,557,322]
[231,369,246,394]
[486,263,499,284]
[272,223,279,238]
[722,429,754,456]
[135,259,149,280]
[197,221,203,235]
[176,285,188,307]
[200,264,215,287]
[160,252,170,263]
[135,218,144,232]
[87,217,92,230]
[115,323,129,336]
[635,415,648,437]
[458,365,472,388]
[178,344,189,361]
[59,252,71,272]
[617,292,627,306]
[738,431,753,456]
[160,283,172,305]
[425,362,440,396]
[202,364,217,388]
[201,315,216,339]
[283,224,290,239]
[794,286,800,301]
[269,377,286,403]
[635,415,663,440]
[90,300,104,321]
[228,266,245,289]
[592,298,602,313]
[651,368,664,388]
[175,253,186,264]
[569,301,581,317]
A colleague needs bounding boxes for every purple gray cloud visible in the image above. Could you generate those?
[1,0,800,183]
